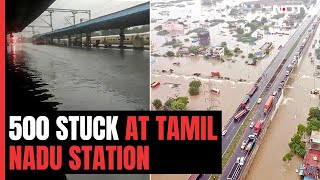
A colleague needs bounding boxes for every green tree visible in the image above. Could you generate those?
[236,28,244,34]
[297,124,307,136]
[221,41,227,47]
[189,46,199,54]
[308,107,320,121]
[283,152,294,162]
[266,48,270,55]
[306,117,320,134]
[166,51,175,57]
[248,53,254,58]
[170,97,189,111]
[189,86,200,96]
[261,17,268,25]
[189,80,202,88]
[152,99,162,110]
[234,47,241,53]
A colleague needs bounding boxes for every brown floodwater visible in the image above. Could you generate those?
[246,17,320,180]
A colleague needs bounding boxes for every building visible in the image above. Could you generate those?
[254,51,266,59]
[300,149,320,180]
[163,20,184,32]
[259,42,273,51]
[310,131,320,150]
[197,31,210,46]
[206,46,224,58]
[177,46,189,55]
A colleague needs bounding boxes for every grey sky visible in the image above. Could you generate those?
[22,0,148,37]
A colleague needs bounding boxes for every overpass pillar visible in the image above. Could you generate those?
[58,38,60,46]
[68,35,71,47]
[80,33,82,47]
[86,33,91,48]
[119,28,125,48]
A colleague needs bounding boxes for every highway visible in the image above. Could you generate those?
[195,11,319,180]
[220,15,319,180]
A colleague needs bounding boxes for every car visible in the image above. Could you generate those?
[241,140,247,149]
[222,130,227,136]
[257,98,262,104]
[249,122,254,128]
[278,45,282,50]
[236,157,241,163]
[248,134,256,139]
[239,157,245,166]
[272,90,277,96]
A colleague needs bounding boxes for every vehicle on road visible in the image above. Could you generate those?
[248,134,256,139]
[272,90,277,96]
[246,136,256,151]
[234,107,250,121]
[264,96,273,113]
[241,140,247,149]
[278,45,282,50]
[253,121,263,136]
[240,95,250,107]
[249,122,254,128]
[248,85,258,97]
[222,130,227,136]
[257,97,262,104]
[239,157,245,166]
[188,174,202,180]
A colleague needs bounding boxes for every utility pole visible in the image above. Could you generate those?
[48,9,54,31]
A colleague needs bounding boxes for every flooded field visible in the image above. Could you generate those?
[246,17,320,180]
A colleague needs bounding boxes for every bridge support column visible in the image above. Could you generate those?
[86,33,91,48]
[119,28,125,48]
[68,35,71,47]
[58,38,60,46]
[80,33,82,47]
[50,37,53,45]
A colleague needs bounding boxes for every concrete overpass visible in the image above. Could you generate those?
[38,2,150,48]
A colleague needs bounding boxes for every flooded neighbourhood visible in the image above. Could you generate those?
[150,0,320,179]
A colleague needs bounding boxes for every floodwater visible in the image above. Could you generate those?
[8,43,149,110]
[151,0,295,126]
[246,16,320,180]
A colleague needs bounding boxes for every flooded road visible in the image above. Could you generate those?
[246,18,320,180]
[8,43,149,110]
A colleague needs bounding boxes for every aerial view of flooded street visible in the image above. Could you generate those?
[150,0,320,180]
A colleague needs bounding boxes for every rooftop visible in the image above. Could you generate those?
[303,149,320,179]
[311,131,320,144]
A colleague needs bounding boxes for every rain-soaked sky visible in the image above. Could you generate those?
[22,0,149,37]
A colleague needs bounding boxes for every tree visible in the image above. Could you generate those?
[189,86,200,96]
[306,117,320,134]
[152,99,162,110]
[308,107,320,121]
[221,41,227,47]
[266,48,270,55]
[297,124,307,136]
[248,53,254,58]
[236,28,244,34]
[189,80,202,88]
[170,97,189,111]
[166,51,175,57]
[189,46,199,54]
[234,47,241,53]
[283,152,294,162]
[300,7,305,18]
[261,17,268,25]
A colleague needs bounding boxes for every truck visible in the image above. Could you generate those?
[246,137,256,151]
[264,96,273,113]
[248,85,258,97]
[234,107,250,120]
[227,161,241,180]
[253,121,263,136]
[240,95,250,107]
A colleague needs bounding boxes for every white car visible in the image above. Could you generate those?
[222,130,227,136]
[249,122,254,128]
[248,134,256,139]
[272,90,277,96]
[239,157,245,166]
[257,98,262,104]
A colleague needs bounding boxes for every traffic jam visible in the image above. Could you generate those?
[226,16,320,180]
